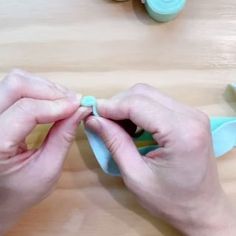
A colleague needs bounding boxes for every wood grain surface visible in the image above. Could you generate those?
[1,0,236,235]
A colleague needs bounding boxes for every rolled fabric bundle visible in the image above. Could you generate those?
[144,0,186,22]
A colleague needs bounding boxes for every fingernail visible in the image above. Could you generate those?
[75,107,92,125]
[86,117,102,132]
[78,106,92,117]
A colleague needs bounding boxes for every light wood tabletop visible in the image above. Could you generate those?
[1,0,236,235]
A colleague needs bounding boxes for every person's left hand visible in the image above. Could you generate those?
[0,69,88,234]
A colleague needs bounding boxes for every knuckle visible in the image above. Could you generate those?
[105,133,124,155]
[126,94,144,105]
[3,71,24,92]
[186,119,210,150]
[119,96,138,117]
[106,137,120,155]
[62,132,75,143]
[118,94,150,120]
[10,68,24,75]
[130,83,150,94]
[15,98,33,114]
[126,95,140,106]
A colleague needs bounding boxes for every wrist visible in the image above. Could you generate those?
[173,192,236,236]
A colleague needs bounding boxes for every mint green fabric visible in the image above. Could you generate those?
[81,96,99,117]
[81,96,236,176]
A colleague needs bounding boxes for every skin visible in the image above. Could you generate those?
[85,84,236,236]
[0,71,235,235]
[0,69,90,235]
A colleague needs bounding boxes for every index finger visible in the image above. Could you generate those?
[0,97,80,159]
[0,69,72,113]
[97,93,174,139]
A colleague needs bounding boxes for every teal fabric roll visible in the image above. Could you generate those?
[144,0,186,22]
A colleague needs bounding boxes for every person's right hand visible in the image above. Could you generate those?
[85,84,236,236]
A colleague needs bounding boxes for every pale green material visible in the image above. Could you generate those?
[82,95,236,176]
[81,96,99,117]
[211,117,236,160]
[145,0,186,22]
[224,84,236,102]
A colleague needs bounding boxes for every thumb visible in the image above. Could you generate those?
[85,116,145,177]
[38,107,91,171]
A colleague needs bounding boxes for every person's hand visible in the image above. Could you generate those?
[0,69,88,235]
[85,84,236,236]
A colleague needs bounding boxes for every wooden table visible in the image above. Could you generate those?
[1,0,236,235]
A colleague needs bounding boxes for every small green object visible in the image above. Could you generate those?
[145,0,186,22]
[81,96,97,107]
[81,96,99,117]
